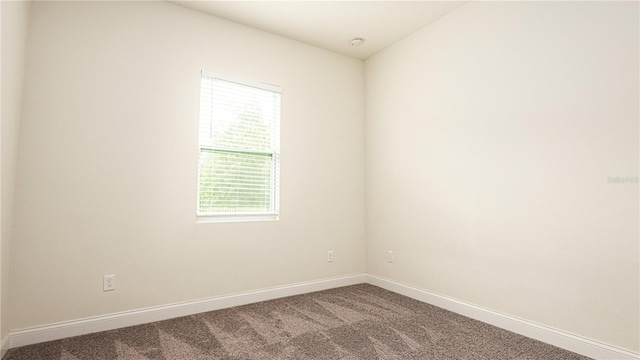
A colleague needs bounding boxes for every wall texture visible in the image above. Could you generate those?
[365,1,638,353]
[10,1,365,330]
[1,0,31,340]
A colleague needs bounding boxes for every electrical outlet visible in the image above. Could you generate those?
[387,251,394,263]
[103,274,116,291]
[327,251,334,262]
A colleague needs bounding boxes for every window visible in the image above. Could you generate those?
[197,71,281,222]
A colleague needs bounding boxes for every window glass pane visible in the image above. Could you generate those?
[198,73,280,218]
[198,150,272,213]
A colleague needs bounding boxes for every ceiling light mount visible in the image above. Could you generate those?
[350,37,366,46]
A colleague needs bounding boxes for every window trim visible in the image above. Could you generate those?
[197,212,279,224]
[196,71,281,223]
[201,70,282,94]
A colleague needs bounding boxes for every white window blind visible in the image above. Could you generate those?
[198,71,281,221]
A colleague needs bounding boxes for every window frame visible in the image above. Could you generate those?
[197,71,281,223]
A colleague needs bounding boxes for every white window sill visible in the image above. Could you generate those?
[197,213,279,223]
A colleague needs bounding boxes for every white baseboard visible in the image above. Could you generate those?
[366,275,639,360]
[9,274,366,349]
[8,273,639,360]
[1,335,8,359]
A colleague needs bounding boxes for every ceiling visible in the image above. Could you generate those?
[170,1,469,60]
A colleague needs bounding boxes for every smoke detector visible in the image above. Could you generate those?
[350,38,366,46]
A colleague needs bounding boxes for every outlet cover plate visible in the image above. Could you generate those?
[103,274,116,291]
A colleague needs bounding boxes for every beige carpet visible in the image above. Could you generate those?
[5,284,591,359]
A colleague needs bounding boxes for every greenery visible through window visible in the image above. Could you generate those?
[198,72,281,220]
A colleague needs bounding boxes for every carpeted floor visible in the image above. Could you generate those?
[5,284,591,360]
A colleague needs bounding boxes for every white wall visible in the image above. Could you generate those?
[365,1,638,353]
[10,1,365,330]
[1,0,31,341]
